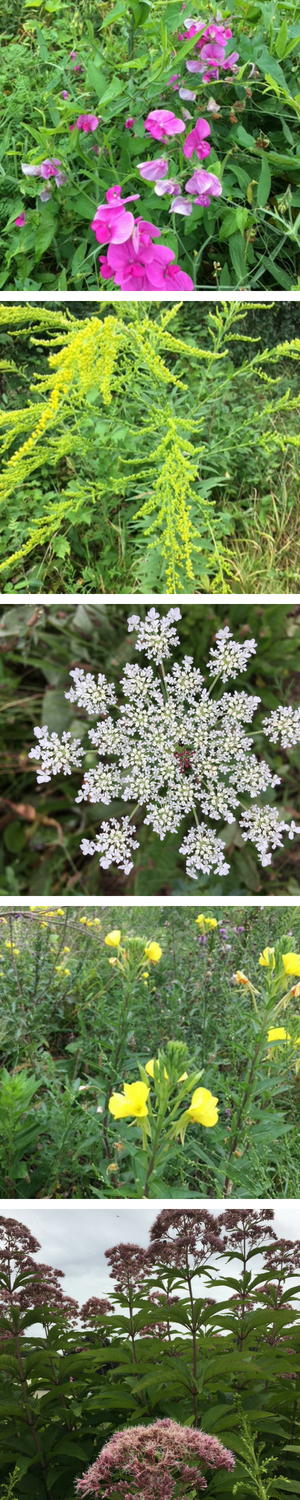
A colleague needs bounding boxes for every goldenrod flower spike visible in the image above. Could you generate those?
[144,943,162,963]
[282,952,300,976]
[186,1087,219,1128]
[259,947,275,969]
[108,1081,149,1120]
[105,930,121,947]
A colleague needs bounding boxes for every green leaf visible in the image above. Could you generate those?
[3,821,26,854]
[34,219,57,262]
[228,231,247,281]
[275,18,288,58]
[257,156,272,208]
[86,62,107,98]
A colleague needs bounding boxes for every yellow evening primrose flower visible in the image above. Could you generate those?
[144,943,162,964]
[187,1087,219,1127]
[63,947,70,953]
[108,1081,149,1120]
[86,920,94,927]
[282,953,300,977]
[79,917,87,924]
[259,947,275,969]
[5,942,12,950]
[105,930,121,947]
[142,971,149,979]
[93,919,101,925]
[56,909,65,916]
[268,1027,290,1043]
[108,957,118,966]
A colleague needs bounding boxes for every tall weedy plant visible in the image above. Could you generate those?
[0,302,299,590]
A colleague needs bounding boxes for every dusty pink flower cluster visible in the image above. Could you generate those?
[75,1418,235,1498]
[90,185,193,289]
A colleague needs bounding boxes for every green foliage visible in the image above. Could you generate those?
[1,906,300,1197]
[1,0,300,286]
[0,302,299,592]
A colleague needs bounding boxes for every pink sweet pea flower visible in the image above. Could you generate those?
[144,108,185,141]
[169,195,193,214]
[154,179,181,196]
[76,114,100,132]
[125,117,136,128]
[178,88,196,99]
[99,215,194,291]
[137,158,169,181]
[15,212,26,226]
[61,90,69,99]
[183,117,211,161]
[21,163,41,177]
[91,185,140,246]
[185,167,222,205]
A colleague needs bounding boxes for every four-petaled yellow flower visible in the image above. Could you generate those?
[142,971,149,979]
[268,1027,290,1043]
[196,915,217,929]
[187,1087,219,1128]
[105,930,121,947]
[108,1081,149,1120]
[259,947,275,968]
[282,952,300,977]
[144,943,162,963]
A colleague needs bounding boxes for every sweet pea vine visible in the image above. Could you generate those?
[29,607,300,884]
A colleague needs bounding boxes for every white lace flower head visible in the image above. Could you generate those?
[29,609,300,882]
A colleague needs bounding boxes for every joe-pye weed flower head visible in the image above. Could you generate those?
[29,609,300,882]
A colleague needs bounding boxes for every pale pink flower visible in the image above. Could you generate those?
[183,116,211,161]
[144,108,185,141]
[154,179,180,196]
[137,159,169,181]
[169,195,193,215]
[185,167,222,205]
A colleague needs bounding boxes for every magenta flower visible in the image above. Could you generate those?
[76,114,100,133]
[137,159,169,181]
[15,212,26,227]
[75,1418,235,1499]
[92,188,193,291]
[183,117,211,161]
[125,116,136,128]
[185,167,222,205]
[61,90,69,99]
[144,108,185,141]
[91,185,140,246]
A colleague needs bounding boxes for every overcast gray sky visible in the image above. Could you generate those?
[2,1200,300,1319]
